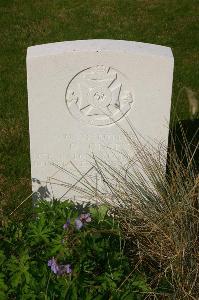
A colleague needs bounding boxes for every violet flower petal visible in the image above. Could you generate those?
[75,218,83,230]
[58,264,72,275]
[63,219,70,229]
[66,264,72,274]
[47,257,59,274]
[85,216,91,223]
[79,213,91,223]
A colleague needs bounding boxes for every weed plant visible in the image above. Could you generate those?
[0,200,151,299]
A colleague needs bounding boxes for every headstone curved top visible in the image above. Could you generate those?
[27,39,173,57]
[27,39,174,201]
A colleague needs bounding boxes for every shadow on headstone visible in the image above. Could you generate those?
[32,178,51,202]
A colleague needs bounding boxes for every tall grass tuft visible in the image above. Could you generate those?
[77,121,199,299]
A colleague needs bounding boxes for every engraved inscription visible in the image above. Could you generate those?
[65,65,133,126]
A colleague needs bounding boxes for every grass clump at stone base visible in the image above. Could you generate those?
[74,124,199,300]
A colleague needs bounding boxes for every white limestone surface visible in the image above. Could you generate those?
[27,39,174,201]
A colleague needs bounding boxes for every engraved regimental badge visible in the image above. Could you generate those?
[65,65,133,126]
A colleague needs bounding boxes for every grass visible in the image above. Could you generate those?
[0,1,198,216]
[72,124,199,299]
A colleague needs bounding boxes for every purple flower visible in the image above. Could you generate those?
[75,218,83,230]
[75,213,92,230]
[79,213,91,223]
[48,257,59,274]
[48,258,72,275]
[58,264,72,275]
[63,219,70,229]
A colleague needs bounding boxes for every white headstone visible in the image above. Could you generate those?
[27,40,174,201]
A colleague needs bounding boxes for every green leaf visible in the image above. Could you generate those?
[131,273,151,293]
[98,205,109,222]
[7,252,33,289]
[0,273,8,299]
[0,251,6,266]
[90,205,108,223]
